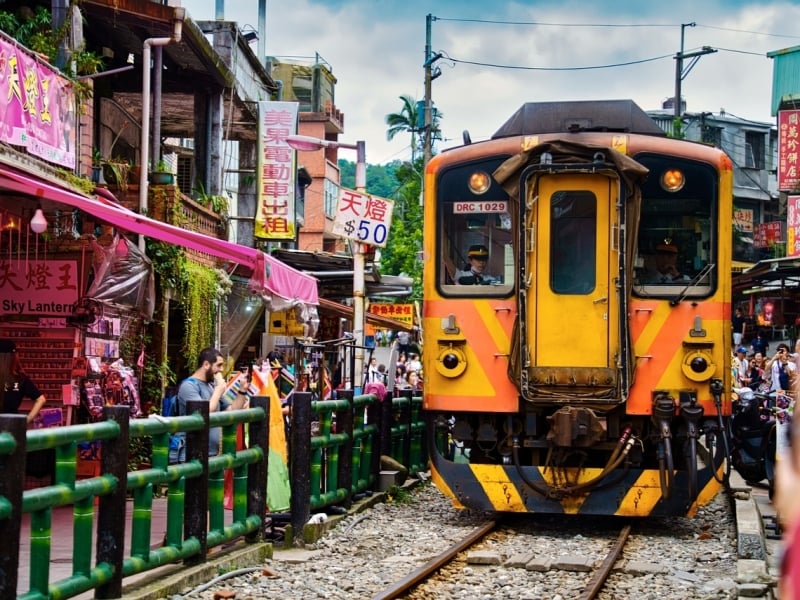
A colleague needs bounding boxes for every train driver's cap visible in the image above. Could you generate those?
[655,243,678,254]
[467,244,489,259]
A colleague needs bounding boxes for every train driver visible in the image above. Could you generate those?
[455,244,501,285]
[642,241,690,284]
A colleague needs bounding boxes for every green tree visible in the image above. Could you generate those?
[385,94,443,162]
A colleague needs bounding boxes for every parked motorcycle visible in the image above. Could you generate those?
[729,387,780,498]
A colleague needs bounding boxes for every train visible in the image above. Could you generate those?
[421,100,732,517]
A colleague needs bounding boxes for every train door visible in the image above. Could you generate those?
[529,174,619,373]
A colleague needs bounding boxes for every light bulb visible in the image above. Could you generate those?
[30,207,47,233]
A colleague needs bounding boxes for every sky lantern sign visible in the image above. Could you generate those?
[0,34,76,168]
[255,101,298,240]
[778,109,800,192]
[331,188,394,248]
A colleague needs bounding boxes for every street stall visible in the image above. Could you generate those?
[734,256,800,342]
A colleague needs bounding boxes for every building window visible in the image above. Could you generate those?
[745,131,765,169]
[702,126,722,147]
[324,179,338,217]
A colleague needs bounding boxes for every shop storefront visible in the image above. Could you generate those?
[0,162,318,428]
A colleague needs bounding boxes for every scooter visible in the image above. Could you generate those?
[730,387,779,498]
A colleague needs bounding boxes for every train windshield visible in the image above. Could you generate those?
[437,159,515,296]
[633,155,717,298]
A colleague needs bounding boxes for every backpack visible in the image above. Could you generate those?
[162,392,185,463]
[162,393,178,418]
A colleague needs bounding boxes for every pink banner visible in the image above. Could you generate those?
[778,109,800,192]
[0,37,75,168]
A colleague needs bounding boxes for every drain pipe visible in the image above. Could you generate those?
[138,10,185,251]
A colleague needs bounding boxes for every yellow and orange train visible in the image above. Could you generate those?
[422,100,732,516]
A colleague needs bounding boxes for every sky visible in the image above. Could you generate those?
[181,0,800,165]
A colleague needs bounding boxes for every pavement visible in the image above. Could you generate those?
[730,466,783,599]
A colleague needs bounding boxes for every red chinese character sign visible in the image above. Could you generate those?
[332,188,394,248]
[0,260,79,316]
[368,303,413,327]
[255,101,298,240]
[789,196,800,257]
[778,109,800,192]
[754,221,784,249]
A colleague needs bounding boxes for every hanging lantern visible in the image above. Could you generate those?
[30,206,48,234]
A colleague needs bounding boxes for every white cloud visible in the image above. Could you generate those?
[182,1,800,163]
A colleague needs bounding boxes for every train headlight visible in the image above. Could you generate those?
[681,350,715,382]
[436,346,467,378]
[468,171,491,195]
[660,169,686,192]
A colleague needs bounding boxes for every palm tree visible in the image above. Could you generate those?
[385,95,443,162]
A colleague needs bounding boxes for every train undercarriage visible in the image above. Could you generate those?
[427,400,729,517]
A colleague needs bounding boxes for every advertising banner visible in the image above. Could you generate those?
[778,109,800,192]
[754,221,784,249]
[369,303,413,327]
[331,188,394,248]
[788,196,800,257]
[255,101,298,240]
[0,36,76,168]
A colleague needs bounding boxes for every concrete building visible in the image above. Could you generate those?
[648,103,779,266]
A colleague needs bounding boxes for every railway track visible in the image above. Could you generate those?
[371,518,633,600]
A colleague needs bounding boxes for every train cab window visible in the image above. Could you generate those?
[633,158,716,298]
[439,203,515,296]
[550,191,597,294]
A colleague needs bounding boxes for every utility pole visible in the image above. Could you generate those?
[423,14,442,171]
[674,22,716,119]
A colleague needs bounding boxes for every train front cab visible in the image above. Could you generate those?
[423,137,732,517]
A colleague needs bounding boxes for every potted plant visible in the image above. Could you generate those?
[91,148,106,185]
[149,159,174,185]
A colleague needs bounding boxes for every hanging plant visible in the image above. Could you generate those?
[214,267,233,298]
[181,262,219,368]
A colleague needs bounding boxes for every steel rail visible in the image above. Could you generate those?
[579,523,632,600]
[370,518,498,600]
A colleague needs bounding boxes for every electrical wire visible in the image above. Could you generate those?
[444,51,673,72]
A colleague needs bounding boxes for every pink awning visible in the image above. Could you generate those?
[0,166,318,305]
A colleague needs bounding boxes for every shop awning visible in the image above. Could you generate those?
[0,166,318,306]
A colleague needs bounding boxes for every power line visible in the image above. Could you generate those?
[433,17,678,28]
[696,24,800,40]
[443,51,674,72]
[433,16,800,41]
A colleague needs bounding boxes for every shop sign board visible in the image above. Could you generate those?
[778,109,800,192]
[788,196,800,257]
[331,188,394,248]
[0,259,79,316]
[255,101,298,240]
[369,303,414,328]
[753,221,784,249]
[733,207,753,232]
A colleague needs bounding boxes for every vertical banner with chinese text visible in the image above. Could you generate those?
[778,109,800,192]
[255,101,298,240]
[788,196,800,257]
